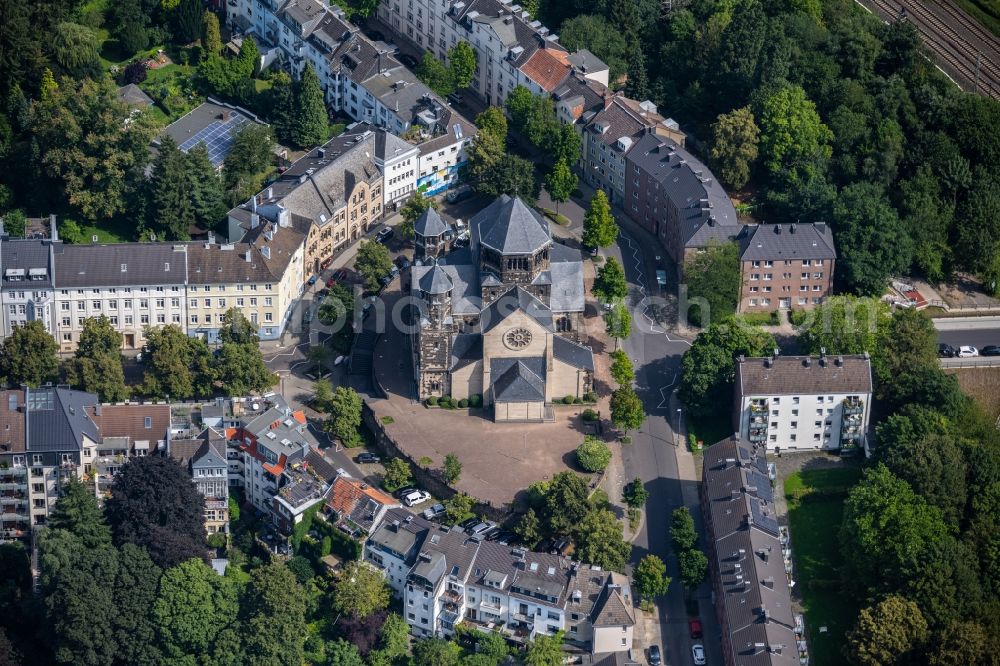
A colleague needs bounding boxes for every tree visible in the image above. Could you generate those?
[333,561,391,619]
[504,86,535,131]
[544,159,576,215]
[64,344,129,402]
[680,319,776,420]
[593,256,627,304]
[355,240,394,292]
[678,549,708,589]
[604,301,632,344]
[376,613,410,661]
[141,325,215,400]
[173,0,203,43]
[216,342,276,396]
[927,621,996,666]
[845,595,928,666]
[467,130,506,188]
[0,320,58,387]
[478,154,537,203]
[559,15,629,83]
[110,543,163,666]
[758,85,833,187]
[319,282,355,328]
[222,124,274,205]
[576,436,612,472]
[516,508,541,545]
[416,52,455,97]
[475,107,507,141]
[797,296,890,358]
[550,124,582,170]
[544,472,590,537]
[50,22,102,79]
[382,458,413,492]
[443,453,462,484]
[609,349,634,386]
[634,554,670,599]
[413,638,461,666]
[671,507,698,551]
[117,18,149,57]
[105,456,206,568]
[219,307,260,345]
[325,386,363,447]
[581,190,617,249]
[525,631,565,666]
[840,464,950,595]
[881,434,968,531]
[444,493,475,524]
[684,240,740,327]
[292,64,328,148]
[399,190,437,239]
[576,509,631,570]
[154,558,239,660]
[327,639,366,666]
[29,77,156,220]
[832,182,913,295]
[149,136,197,240]
[186,143,228,232]
[877,308,938,390]
[610,384,644,431]
[448,41,477,89]
[710,106,759,189]
[616,476,648,517]
[241,562,308,665]
[202,10,222,57]
[353,0,381,18]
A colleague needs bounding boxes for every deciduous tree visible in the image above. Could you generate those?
[478,154,537,203]
[622,477,648,509]
[354,240,394,292]
[683,239,740,327]
[609,349,634,386]
[758,85,832,187]
[154,558,239,660]
[797,296,890,358]
[444,493,475,524]
[610,384,644,431]
[0,320,58,387]
[49,22,102,79]
[845,595,928,666]
[710,106,759,189]
[634,554,670,599]
[413,638,461,666]
[576,436,612,472]
[604,301,632,344]
[447,42,476,89]
[525,631,565,666]
[543,159,576,214]
[333,561,391,619]
[241,562,308,665]
[544,472,590,537]
[222,123,274,205]
[581,190,617,249]
[575,509,631,571]
[593,256,627,303]
[202,10,222,57]
[382,458,413,492]
[443,453,462,484]
[325,386,363,447]
[678,548,708,589]
[141,325,215,400]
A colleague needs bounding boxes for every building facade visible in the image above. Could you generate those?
[734,354,873,455]
[169,428,230,535]
[735,223,836,312]
[0,236,57,338]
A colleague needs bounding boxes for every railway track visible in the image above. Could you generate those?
[862,0,1000,99]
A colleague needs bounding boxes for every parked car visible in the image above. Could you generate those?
[403,490,432,506]
[451,236,468,249]
[332,268,349,282]
[399,53,418,68]
[493,531,519,545]
[394,486,417,499]
[482,526,502,541]
[688,618,703,639]
[691,644,705,666]
[447,92,465,106]
[303,308,314,324]
[648,646,661,666]
[356,452,381,464]
[394,255,411,270]
[307,275,318,286]
[447,184,473,204]
[982,345,1000,356]
[938,343,957,358]
[459,517,480,530]
[422,503,446,520]
[375,227,394,244]
[333,355,347,366]
[958,345,979,357]
[467,520,497,537]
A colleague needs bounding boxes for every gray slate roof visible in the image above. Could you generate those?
[490,358,546,402]
[413,207,449,237]
[473,195,551,255]
[450,334,482,371]
[736,223,836,262]
[736,355,873,397]
[54,243,188,287]
[549,243,585,312]
[25,387,99,452]
[375,128,420,162]
[418,264,454,295]
[1,239,54,289]
[552,335,594,371]
[411,262,480,315]
[481,287,553,333]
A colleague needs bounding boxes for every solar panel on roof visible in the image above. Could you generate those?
[178,115,255,167]
[750,499,780,536]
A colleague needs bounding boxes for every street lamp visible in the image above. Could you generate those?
[675,408,682,447]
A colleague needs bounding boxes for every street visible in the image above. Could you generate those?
[935,316,1000,349]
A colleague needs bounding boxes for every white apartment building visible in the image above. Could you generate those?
[0,237,57,338]
[52,243,190,352]
[365,509,635,651]
[734,354,873,456]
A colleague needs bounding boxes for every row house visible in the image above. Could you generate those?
[702,436,806,665]
[365,508,635,653]
[169,427,230,535]
[0,235,57,339]
[735,223,836,312]
[734,353,873,456]
[0,387,169,542]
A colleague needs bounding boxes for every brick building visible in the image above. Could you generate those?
[735,223,836,312]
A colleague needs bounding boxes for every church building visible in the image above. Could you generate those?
[410,195,594,422]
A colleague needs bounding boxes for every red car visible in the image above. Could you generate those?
[688,618,703,640]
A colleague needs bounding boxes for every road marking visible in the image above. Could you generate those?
[619,233,691,347]
[657,377,677,409]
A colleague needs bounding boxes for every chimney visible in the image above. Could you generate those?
[207,231,216,245]
[50,214,58,242]
[603,90,613,110]
[803,358,811,368]
[250,213,260,228]
[774,225,781,234]
[789,223,796,234]
[836,356,843,367]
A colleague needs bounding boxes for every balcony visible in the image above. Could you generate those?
[750,400,769,415]
[442,589,464,605]
[843,398,863,416]
[1,512,30,523]
[205,499,228,510]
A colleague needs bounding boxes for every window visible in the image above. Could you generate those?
[763,273,772,280]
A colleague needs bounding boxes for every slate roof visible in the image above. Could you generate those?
[418,264,454,295]
[411,262,480,316]
[168,438,204,467]
[25,387,99,452]
[375,127,420,162]
[736,223,836,262]
[0,390,25,454]
[473,195,551,255]
[736,355,873,397]
[185,241,281,285]
[549,243,585,312]
[552,335,594,371]
[703,436,799,666]
[490,358,546,402]
[585,96,659,150]
[369,507,430,558]
[54,243,188,288]
[566,50,608,78]
[116,83,154,108]
[413,207,449,237]
[1,239,54,289]
[591,583,636,626]
[626,133,739,249]
[450,333,482,371]
[480,287,554,333]
[452,0,567,71]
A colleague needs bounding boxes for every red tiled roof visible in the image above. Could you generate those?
[519,49,570,92]
[262,453,287,476]
[327,476,395,516]
[292,410,307,425]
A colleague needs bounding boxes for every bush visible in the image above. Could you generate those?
[738,310,779,326]
[576,435,612,472]
[426,396,438,406]
[469,394,482,407]
[321,536,332,557]
[789,309,809,326]
[563,395,575,404]
[583,392,597,403]
[207,533,226,549]
[458,398,469,408]
[120,61,148,85]
[582,408,599,422]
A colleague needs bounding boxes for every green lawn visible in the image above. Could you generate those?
[784,466,862,666]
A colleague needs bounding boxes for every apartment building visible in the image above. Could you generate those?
[377,0,608,107]
[227,128,388,275]
[325,473,399,537]
[365,508,634,651]
[734,353,873,456]
[169,427,230,535]
[51,243,189,352]
[186,221,305,343]
[88,402,171,498]
[702,436,805,666]
[0,236,57,338]
[234,398,311,515]
[735,223,836,312]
